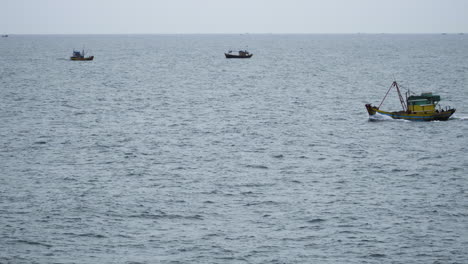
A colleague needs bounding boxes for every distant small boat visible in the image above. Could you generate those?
[225,50,253,59]
[365,81,456,121]
[1,34,8,37]
[70,49,94,61]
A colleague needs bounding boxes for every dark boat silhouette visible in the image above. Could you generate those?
[70,49,94,61]
[225,50,253,59]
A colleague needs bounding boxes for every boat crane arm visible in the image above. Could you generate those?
[378,81,407,111]
[378,82,395,108]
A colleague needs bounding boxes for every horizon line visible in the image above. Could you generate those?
[2,32,466,35]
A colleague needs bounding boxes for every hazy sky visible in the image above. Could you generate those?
[2,0,467,34]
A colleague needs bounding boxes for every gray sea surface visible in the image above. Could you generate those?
[1,34,467,264]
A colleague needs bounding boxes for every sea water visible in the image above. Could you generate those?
[1,34,467,263]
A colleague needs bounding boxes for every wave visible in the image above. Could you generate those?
[14,239,52,248]
[245,200,280,206]
[307,218,326,223]
[130,212,203,221]
[76,233,106,238]
[366,253,387,258]
[245,164,269,169]
[368,112,409,122]
[451,115,468,121]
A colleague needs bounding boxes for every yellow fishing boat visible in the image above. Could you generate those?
[365,81,456,121]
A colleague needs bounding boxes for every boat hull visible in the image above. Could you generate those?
[70,56,94,61]
[225,53,253,59]
[365,104,455,121]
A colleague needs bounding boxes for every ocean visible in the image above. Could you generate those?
[1,34,467,263]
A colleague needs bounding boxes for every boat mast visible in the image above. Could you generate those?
[393,81,407,111]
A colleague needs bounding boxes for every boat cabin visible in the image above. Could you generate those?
[72,50,83,58]
[407,92,440,113]
[238,50,250,56]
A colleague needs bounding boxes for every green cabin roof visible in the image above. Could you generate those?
[407,93,441,105]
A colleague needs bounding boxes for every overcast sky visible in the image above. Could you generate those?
[2,0,467,34]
